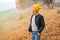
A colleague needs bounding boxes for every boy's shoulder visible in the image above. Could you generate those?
[38,14,43,18]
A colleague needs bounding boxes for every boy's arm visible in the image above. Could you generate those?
[38,16,45,33]
[28,15,33,32]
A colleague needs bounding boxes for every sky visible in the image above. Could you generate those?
[0,0,16,11]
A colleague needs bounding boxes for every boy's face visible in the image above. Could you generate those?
[32,7,39,15]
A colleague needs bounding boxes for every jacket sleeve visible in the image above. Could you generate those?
[28,16,33,32]
[38,16,45,33]
[28,24,32,32]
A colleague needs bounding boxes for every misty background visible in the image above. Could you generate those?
[0,0,16,11]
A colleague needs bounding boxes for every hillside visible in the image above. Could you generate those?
[0,8,60,40]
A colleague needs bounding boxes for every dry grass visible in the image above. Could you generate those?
[0,9,60,40]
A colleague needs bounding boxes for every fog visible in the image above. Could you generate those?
[0,0,16,11]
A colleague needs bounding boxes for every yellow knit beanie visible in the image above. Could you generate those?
[33,4,41,10]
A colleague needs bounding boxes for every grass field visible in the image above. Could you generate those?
[0,9,16,22]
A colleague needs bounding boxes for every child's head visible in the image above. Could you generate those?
[32,4,41,15]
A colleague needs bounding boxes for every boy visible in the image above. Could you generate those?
[28,4,45,40]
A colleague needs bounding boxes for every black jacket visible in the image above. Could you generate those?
[28,14,45,33]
